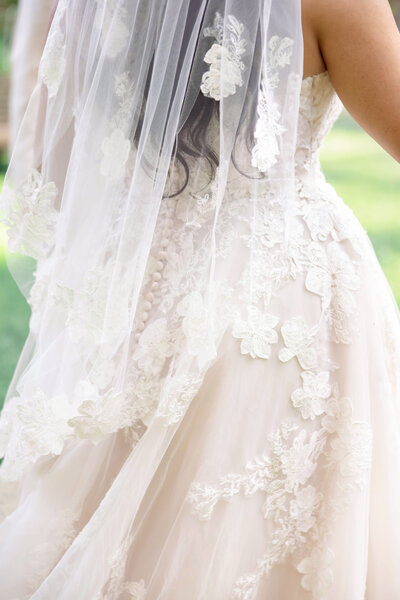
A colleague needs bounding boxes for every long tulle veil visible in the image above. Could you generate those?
[0,1,304,594]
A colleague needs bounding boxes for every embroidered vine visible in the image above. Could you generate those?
[185,373,372,600]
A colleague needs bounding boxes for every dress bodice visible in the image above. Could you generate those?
[295,70,343,180]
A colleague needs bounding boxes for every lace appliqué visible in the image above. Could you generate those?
[232,306,279,359]
[95,0,129,59]
[305,241,361,344]
[94,532,147,600]
[185,363,372,599]
[279,316,319,370]
[0,168,58,260]
[67,380,133,445]
[296,546,335,599]
[291,371,331,420]
[201,12,247,101]
[38,0,67,97]
[252,36,294,172]
[155,374,205,427]
[0,388,75,482]
[100,71,134,181]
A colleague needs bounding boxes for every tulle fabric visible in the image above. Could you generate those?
[8,0,53,153]
[1,1,400,599]
[1,223,400,599]
[0,0,303,500]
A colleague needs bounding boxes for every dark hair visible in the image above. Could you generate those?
[134,3,262,197]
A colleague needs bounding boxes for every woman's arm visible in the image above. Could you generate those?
[308,0,400,162]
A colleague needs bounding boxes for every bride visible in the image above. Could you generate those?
[0,0,400,598]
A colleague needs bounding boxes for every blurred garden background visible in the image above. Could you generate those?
[0,1,400,407]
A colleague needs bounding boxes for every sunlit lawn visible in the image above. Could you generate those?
[0,226,30,406]
[0,111,399,406]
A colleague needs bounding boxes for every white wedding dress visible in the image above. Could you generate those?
[1,70,400,600]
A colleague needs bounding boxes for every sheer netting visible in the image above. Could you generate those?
[0,1,400,599]
[8,0,53,153]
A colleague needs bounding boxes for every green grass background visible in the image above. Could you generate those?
[0,111,399,407]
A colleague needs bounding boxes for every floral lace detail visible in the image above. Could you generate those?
[186,372,372,600]
[181,79,374,593]
[201,12,247,101]
[95,0,129,59]
[279,316,319,370]
[296,546,335,599]
[0,67,378,598]
[67,380,133,445]
[0,389,75,482]
[251,36,294,172]
[94,532,147,600]
[305,241,361,343]
[155,374,204,426]
[100,71,134,181]
[232,306,279,359]
[38,0,67,97]
[0,168,58,260]
[291,371,331,420]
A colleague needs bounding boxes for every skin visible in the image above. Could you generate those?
[302,0,400,162]
[46,0,400,161]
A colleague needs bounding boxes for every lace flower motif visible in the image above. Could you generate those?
[232,306,279,359]
[200,12,247,101]
[156,375,204,427]
[296,546,335,599]
[279,316,318,370]
[68,380,131,445]
[252,36,294,172]
[291,371,331,420]
[0,169,59,260]
[95,0,129,59]
[0,389,74,482]
[305,241,360,310]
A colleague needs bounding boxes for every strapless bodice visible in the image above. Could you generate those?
[295,71,343,180]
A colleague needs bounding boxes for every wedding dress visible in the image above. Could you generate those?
[0,2,400,599]
[8,0,53,152]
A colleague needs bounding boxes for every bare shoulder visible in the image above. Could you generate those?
[309,0,399,70]
[305,0,394,28]
[304,0,400,162]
